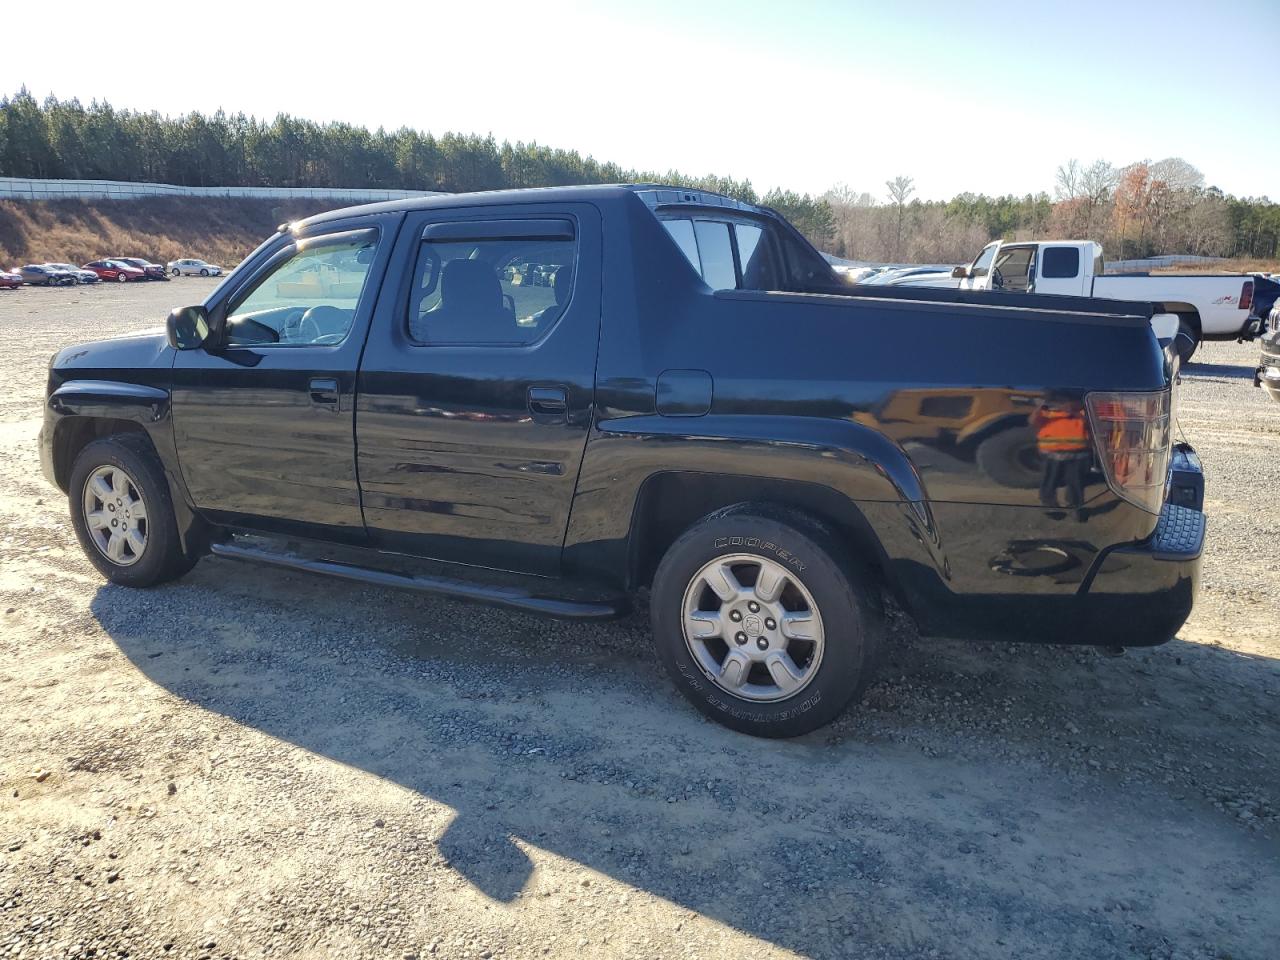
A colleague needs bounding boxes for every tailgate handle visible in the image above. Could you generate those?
[309,377,340,409]
[527,385,567,421]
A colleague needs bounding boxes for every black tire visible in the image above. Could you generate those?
[116,272,128,283]
[1175,319,1199,366]
[68,435,197,587]
[974,425,1042,489]
[650,504,883,738]
[171,267,181,277]
[199,268,209,276]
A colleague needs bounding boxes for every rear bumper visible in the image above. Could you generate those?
[902,455,1205,649]
[1077,500,1203,646]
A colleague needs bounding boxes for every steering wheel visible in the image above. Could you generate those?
[298,305,345,343]
[279,307,307,342]
[991,267,1005,290]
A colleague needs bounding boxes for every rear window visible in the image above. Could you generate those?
[1042,247,1080,279]
[693,221,737,290]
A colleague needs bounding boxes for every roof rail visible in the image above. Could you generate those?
[631,186,760,214]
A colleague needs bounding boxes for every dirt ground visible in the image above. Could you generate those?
[1,281,1277,960]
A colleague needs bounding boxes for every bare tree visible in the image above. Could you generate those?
[886,175,915,261]
[1079,159,1117,237]
[1054,159,1082,201]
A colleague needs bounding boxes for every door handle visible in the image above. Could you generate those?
[527,385,568,421]
[309,377,340,409]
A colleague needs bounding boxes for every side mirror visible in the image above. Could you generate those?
[951,266,969,279]
[166,305,210,350]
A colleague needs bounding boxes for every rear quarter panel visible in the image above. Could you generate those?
[1094,274,1250,336]
[568,195,1171,622]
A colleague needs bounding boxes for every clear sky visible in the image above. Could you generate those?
[6,0,1278,201]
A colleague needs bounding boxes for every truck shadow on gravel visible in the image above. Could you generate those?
[1180,360,1259,381]
[90,560,1280,960]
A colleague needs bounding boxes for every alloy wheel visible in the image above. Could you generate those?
[81,464,148,566]
[681,553,825,702]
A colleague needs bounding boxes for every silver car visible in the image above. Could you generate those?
[167,258,224,277]
[45,263,101,284]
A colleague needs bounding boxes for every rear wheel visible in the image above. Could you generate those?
[1176,319,1199,365]
[116,272,128,283]
[650,505,883,737]
[68,435,197,587]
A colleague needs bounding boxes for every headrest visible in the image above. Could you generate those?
[441,259,500,310]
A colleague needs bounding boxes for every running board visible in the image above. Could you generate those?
[208,541,623,621]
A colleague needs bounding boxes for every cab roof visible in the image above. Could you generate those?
[288,184,767,232]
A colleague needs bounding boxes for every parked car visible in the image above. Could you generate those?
[83,260,147,283]
[115,257,170,281]
[866,265,961,286]
[0,268,22,289]
[44,262,101,284]
[167,258,223,277]
[39,184,1204,738]
[919,240,1264,363]
[18,264,77,286]
[1255,301,1280,402]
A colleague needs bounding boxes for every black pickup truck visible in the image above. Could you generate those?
[41,185,1206,737]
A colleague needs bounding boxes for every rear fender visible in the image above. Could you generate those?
[563,414,942,594]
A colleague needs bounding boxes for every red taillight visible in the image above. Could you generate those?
[1240,280,1254,312]
[1085,389,1172,514]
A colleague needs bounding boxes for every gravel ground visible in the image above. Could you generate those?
[1,281,1277,960]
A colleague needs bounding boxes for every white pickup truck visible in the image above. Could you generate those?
[898,240,1262,362]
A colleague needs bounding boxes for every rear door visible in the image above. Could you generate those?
[355,202,602,575]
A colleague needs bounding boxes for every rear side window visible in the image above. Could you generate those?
[735,223,781,290]
[662,220,700,272]
[661,216,785,291]
[408,232,576,346]
[1042,247,1081,279]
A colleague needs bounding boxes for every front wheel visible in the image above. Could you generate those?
[199,268,209,277]
[116,272,128,283]
[171,267,180,277]
[650,505,883,737]
[68,435,197,587]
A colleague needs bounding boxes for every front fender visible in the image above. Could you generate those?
[41,378,207,559]
[48,379,170,423]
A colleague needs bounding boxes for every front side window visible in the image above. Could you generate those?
[224,230,380,347]
[408,234,576,346]
[970,243,998,278]
[993,245,1035,292]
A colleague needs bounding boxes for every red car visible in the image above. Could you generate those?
[83,259,146,283]
[0,269,22,289]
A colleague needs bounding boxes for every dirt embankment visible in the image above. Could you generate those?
[0,197,335,268]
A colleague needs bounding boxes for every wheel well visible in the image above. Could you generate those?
[1158,303,1200,336]
[52,417,149,491]
[629,472,894,594]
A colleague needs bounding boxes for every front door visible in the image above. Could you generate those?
[171,215,397,541]
[356,203,602,576]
